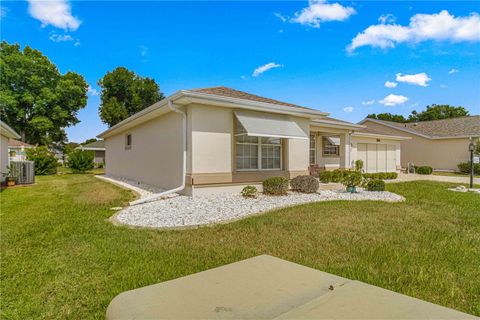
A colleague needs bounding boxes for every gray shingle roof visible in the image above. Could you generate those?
[81,140,105,149]
[368,116,480,138]
[189,86,312,110]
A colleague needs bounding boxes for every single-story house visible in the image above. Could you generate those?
[1,121,21,182]
[359,116,480,172]
[77,140,106,165]
[8,139,34,162]
[98,87,408,196]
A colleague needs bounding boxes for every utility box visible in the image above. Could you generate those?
[10,161,35,185]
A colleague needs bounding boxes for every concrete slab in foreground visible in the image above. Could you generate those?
[106,255,477,319]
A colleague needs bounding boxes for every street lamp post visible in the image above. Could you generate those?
[468,141,475,189]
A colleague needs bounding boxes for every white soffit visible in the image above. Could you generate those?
[234,110,308,139]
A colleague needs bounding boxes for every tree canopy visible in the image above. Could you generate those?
[367,104,470,123]
[0,41,88,145]
[98,67,164,127]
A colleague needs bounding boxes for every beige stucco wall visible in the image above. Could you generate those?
[1,134,8,182]
[105,111,184,190]
[362,120,473,171]
[189,104,310,185]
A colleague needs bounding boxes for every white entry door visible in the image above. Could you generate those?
[357,143,396,173]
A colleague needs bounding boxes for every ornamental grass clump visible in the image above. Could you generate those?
[341,171,363,193]
[262,177,289,196]
[290,175,319,193]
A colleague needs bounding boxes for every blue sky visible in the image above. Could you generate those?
[1,1,479,142]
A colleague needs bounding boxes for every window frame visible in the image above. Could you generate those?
[322,136,340,157]
[309,134,316,164]
[125,133,132,150]
[235,136,282,172]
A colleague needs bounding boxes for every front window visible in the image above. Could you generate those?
[235,120,281,170]
[309,134,316,164]
[322,136,340,156]
[125,133,132,150]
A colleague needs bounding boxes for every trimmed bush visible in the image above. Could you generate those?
[262,177,289,195]
[66,150,94,173]
[362,172,397,180]
[290,175,319,193]
[26,146,57,175]
[319,171,332,183]
[331,169,345,183]
[355,159,364,172]
[457,162,480,175]
[241,185,258,198]
[416,166,433,175]
[366,179,385,191]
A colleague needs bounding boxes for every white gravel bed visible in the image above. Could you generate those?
[114,190,405,228]
[96,175,168,199]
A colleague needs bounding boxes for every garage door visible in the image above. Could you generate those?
[357,143,396,173]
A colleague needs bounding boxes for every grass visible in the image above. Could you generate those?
[433,171,479,178]
[1,174,479,319]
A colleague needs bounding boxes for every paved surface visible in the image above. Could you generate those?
[390,173,480,185]
[106,255,476,319]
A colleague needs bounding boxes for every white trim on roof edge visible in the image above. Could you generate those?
[98,90,330,139]
[0,120,20,139]
[351,132,411,141]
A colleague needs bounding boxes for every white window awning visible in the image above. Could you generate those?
[234,110,308,139]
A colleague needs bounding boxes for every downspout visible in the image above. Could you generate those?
[129,100,187,206]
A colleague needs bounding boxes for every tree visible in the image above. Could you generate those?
[408,104,469,122]
[0,42,88,145]
[367,113,408,123]
[82,138,98,145]
[98,67,164,127]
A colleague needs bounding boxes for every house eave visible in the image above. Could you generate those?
[351,132,411,141]
[0,121,20,139]
[98,90,330,139]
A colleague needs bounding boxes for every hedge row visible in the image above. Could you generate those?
[319,170,398,183]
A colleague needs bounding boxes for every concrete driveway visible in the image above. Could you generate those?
[390,173,479,185]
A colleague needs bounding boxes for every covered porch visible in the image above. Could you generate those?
[309,118,362,174]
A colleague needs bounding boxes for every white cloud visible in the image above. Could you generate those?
[343,106,354,113]
[361,99,375,105]
[384,81,398,88]
[274,12,287,23]
[87,86,99,96]
[240,75,247,80]
[252,62,282,77]
[74,41,80,47]
[396,72,431,86]
[27,0,81,31]
[348,10,480,52]
[440,84,447,88]
[378,13,396,24]
[290,0,356,28]
[49,33,73,42]
[379,94,409,106]
[140,45,148,57]
[448,68,459,74]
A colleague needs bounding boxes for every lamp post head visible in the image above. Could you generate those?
[469,141,475,152]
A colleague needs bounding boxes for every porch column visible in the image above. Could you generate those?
[339,132,351,169]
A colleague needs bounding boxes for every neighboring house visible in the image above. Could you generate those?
[359,116,480,171]
[1,121,21,182]
[78,140,106,165]
[98,87,408,195]
[8,140,34,162]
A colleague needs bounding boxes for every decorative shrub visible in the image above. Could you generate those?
[416,166,433,175]
[355,159,364,172]
[290,175,319,193]
[341,171,363,188]
[95,162,105,169]
[331,169,345,183]
[457,162,480,175]
[386,172,398,179]
[26,146,57,175]
[66,150,94,173]
[262,177,289,195]
[241,185,258,198]
[319,171,332,183]
[366,179,385,191]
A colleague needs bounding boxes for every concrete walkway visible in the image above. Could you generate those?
[390,173,480,185]
[106,255,476,319]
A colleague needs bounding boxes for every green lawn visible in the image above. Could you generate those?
[1,174,479,319]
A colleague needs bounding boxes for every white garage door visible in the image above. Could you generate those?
[357,143,396,173]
